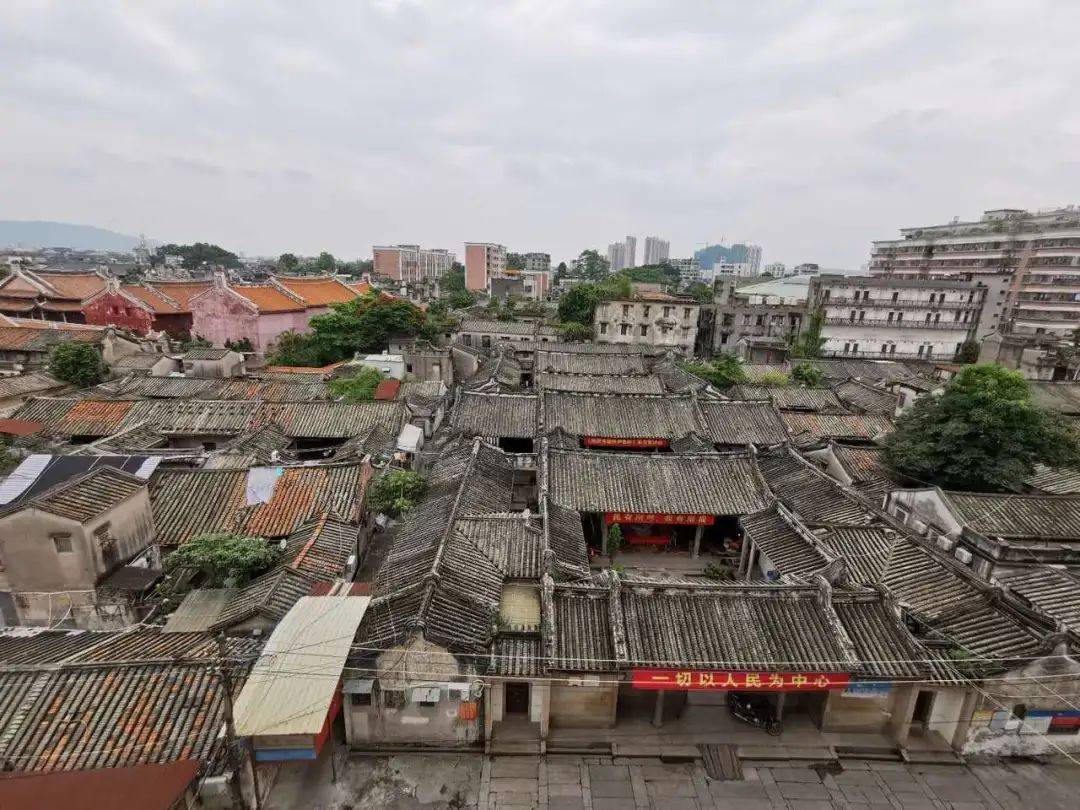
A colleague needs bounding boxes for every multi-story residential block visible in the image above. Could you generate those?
[464,242,507,292]
[643,236,670,265]
[807,274,985,361]
[870,206,1080,338]
[372,245,455,284]
[669,257,702,286]
[703,275,809,358]
[764,262,786,276]
[523,252,550,274]
[593,291,700,353]
[741,243,763,275]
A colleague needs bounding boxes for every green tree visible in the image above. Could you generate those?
[792,311,826,359]
[277,253,300,273]
[684,282,713,304]
[443,265,467,292]
[165,532,277,587]
[955,340,980,364]
[553,261,568,282]
[575,249,609,280]
[557,284,602,325]
[368,470,426,516]
[314,251,337,274]
[791,362,824,386]
[681,354,748,387]
[607,523,624,556]
[884,364,1080,491]
[155,243,240,270]
[328,366,385,401]
[50,342,104,387]
[558,322,594,342]
[268,294,428,366]
[224,337,253,353]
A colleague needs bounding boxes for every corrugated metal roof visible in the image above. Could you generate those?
[233,595,370,737]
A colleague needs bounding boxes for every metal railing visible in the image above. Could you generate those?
[823,297,980,311]
[822,318,974,331]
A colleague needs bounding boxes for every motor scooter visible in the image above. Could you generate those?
[727,691,782,735]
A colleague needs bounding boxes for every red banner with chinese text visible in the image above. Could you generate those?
[631,669,850,691]
[604,512,715,526]
[584,437,669,449]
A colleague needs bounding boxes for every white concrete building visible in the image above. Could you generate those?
[808,275,985,361]
[372,245,455,283]
[643,236,670,265]
[523,253,550,274]
[740,243,763,275]
[764,262,786,277]
[593,292,700,353]
[870,206,1080,338]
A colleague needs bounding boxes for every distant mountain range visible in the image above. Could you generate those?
[0,221,146,252]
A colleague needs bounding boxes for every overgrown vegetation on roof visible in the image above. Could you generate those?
[369,469,426,517]
[681,354,748,387]
[165,532,278,587]
[49,342,104,387]
[328,366,384,401]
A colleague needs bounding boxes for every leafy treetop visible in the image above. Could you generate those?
[791,362,824,386]
[368,470,426,517]
[155,243,240,270]
[884,364,1080,491]
[165,532,278,587]
[51,342,104,387]
[681,354,748,387]
[328,366,385,401]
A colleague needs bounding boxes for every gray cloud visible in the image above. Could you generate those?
[0,0,1077,267]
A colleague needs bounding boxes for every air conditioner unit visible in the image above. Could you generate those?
[954,547,973,565]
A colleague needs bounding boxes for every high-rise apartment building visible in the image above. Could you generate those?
[464,242,507,292]
[607,236,637,273]
[373,245,455,283]
[643,236,670,265]
[739,244,763,275]
[870,206,1080,338]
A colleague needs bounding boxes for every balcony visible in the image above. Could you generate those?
[822,317,973,331]
[823,297,980,311]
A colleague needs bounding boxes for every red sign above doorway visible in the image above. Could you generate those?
[631,669,851,691]
[604,512,715,526]
[583,437,669,449]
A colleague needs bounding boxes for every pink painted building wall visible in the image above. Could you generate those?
[465,244,489,292]
[189,289,310,353]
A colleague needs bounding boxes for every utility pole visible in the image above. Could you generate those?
[216,634,261,810]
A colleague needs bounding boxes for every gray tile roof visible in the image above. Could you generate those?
[535,351,649,375]
[212,566,319,631]
[1028,382,1080,415]
[698,400,789,446]
[451,391,537,438]
[1025,464,1080,495]
[27,466,145,523]
[997,566,1080,630]
[0,371,66,399]
[729,385,849,414]
[536,372,665,394]
[832,379,898,415]
[490,634,543,676]
[740,505,830,579]
[279,515,358,580]
[781,412,893,445]
[942,491,1080,541]
[459,318,559,337]
[255,400,405,439]
[540,391,700,439]
[545,447,770,515]
[830,443,905,498]
[549,587,615,671]
[757,449,877,525]
[818,526,903,585]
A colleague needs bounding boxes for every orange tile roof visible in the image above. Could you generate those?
[233,285,305,313]
[62,399,134,433]
[34,272,108,300]
[275,276,360,306]
[122,284,181,314]
[146,281,213,310]
[350,282,373,295]
[262,360,348,374]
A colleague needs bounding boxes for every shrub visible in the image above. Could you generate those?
[50,342,104,387]
[165,532,277,587]
[791,362,823,386]
[369,470,426,516]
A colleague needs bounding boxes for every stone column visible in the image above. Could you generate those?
[887,684,919,748]
[691,525,704,559]
[653,690,666,727]
[738,534,751,576]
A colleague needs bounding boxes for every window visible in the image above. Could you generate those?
[890,344,897,355]
[663,306,672,318]
[926,345,933,358]
[683,308,691,319]
[481,335,491,349]
[896,312,903,322]
[464,334,472,347]
[52,534,73,553]
[720,332,729,345]
[891,292,899,302]
[954,311,960,322]
[843,342,851,354]
[755,315,765,327]
[599,322,608,335]
[639,324,648,336]
[858,311,865,322]
[620,324,630,336]
[351,692,372,707]
[894,505,910,523]
[887,312,894,323]
[917,345,924,358]
[862,290,870,301]
[406,364,413,373]
[880,345,888,355]
[933,313,941,324]
[849,310,856,322]
[622,304,630,317]
[925,313,931,324]
[852,343,859,354]
[642,305,650,317]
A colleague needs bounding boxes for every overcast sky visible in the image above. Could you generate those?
[2,1,1078,267]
